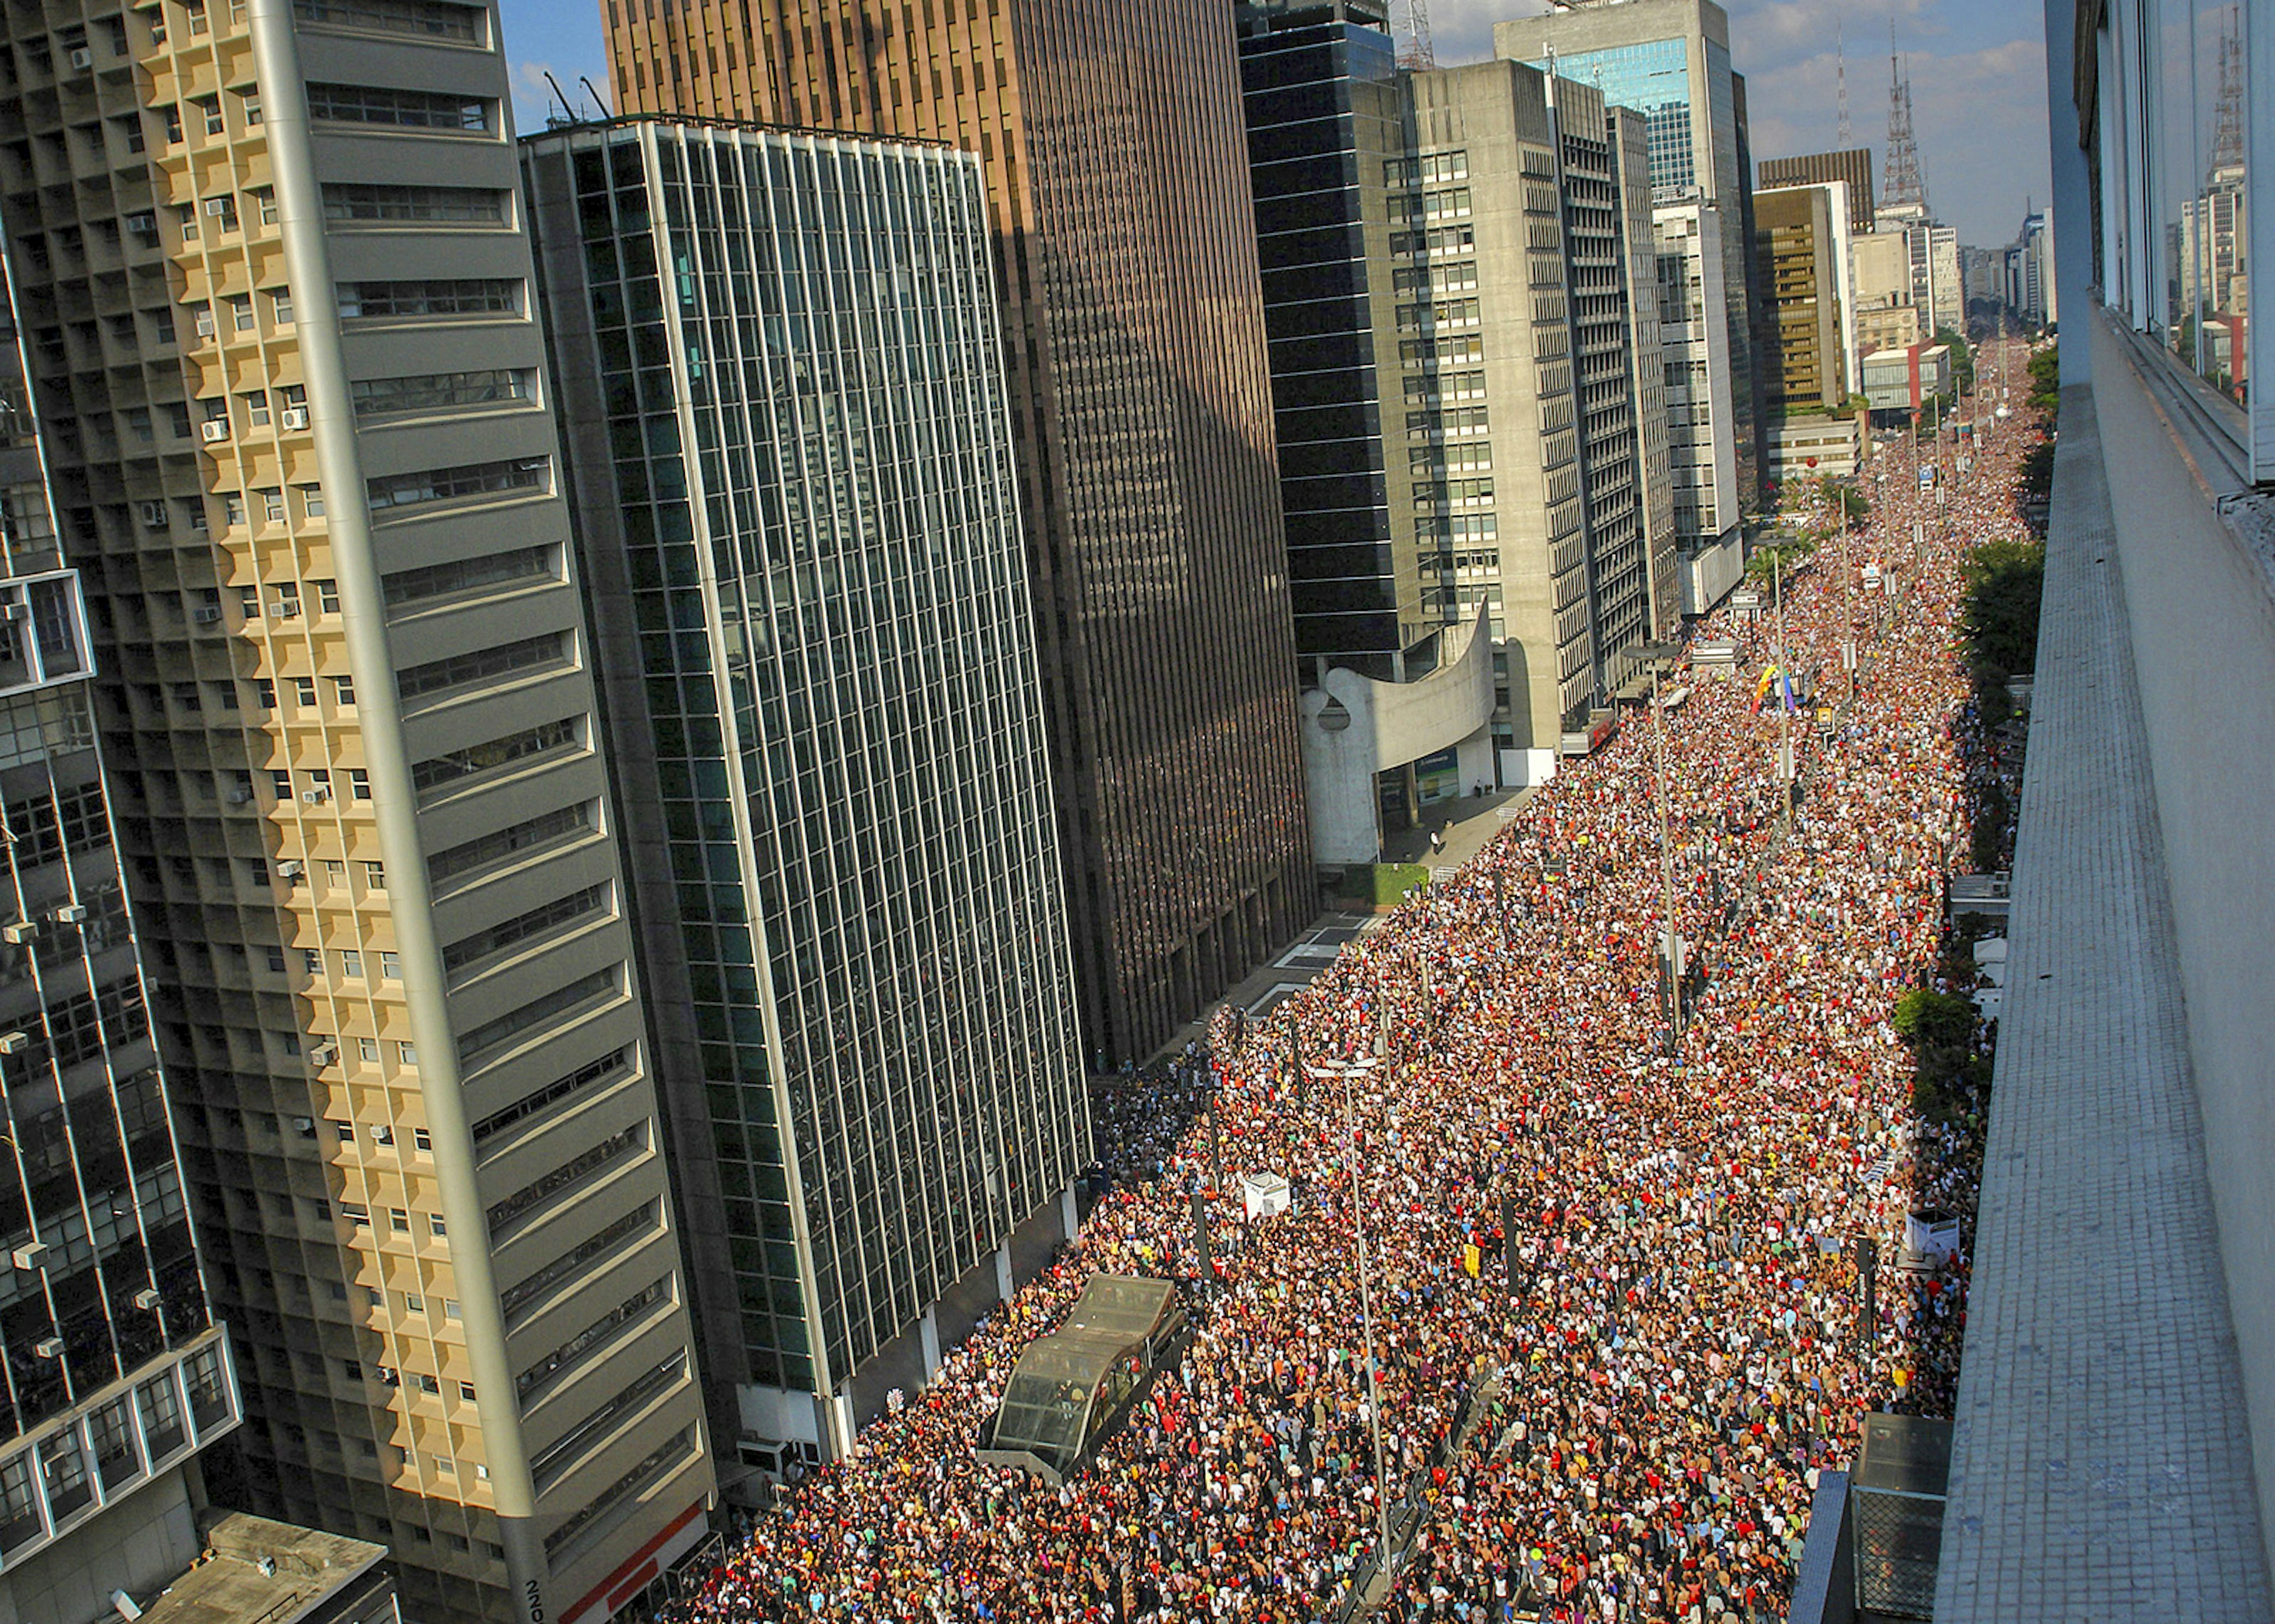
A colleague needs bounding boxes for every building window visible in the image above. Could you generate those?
[305,82,492,132]
[320,182,506,223]
[350,369,532,419]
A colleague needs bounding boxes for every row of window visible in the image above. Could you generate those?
[1404,369,1486,403]
[338,278,520,321]
[440,883,608,976]
[383,544,560,607]
[412,716,581,797]
[396,631,568,703]
[530,1351,681,1491]
[341,1360,475,1405]
[487,1123,642,1238]
[350,369,533,419]
[305,82,491,133]
[132,677,367,721]
[472,1048,630,1147]
[300,947,399,980]
[516,1277,665,1404]
[322,182,505,225]
[1395,297,1481,332]
[1389,225,1475,259]
[499,1199,651,1321]
[430,802,592,886]
[293,0,484,44]
[368,459,547,512]
[1401,333,1485,366]
[1390,261,1479,296]
[1385,152,1470,186]
[459,966,619,1065]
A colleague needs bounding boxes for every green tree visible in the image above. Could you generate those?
[1962,537,2046,676]
[1745,536,1816,587]
[1933,327,1975,395]
[2027,346,2060,414]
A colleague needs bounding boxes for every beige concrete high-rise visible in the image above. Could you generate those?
[0,4,713,1622]
[603,0,1315,1065]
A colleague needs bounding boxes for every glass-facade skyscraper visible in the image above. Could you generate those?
[1496,0,1767,524]
[0,223,243,1601]
[524,119,1090,1468]
[1235,0,1419,680]
[603,0,1315,1065]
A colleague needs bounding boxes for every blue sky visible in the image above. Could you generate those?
[495,0,2049,248]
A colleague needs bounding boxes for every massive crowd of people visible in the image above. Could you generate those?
[648,355,2044,1623]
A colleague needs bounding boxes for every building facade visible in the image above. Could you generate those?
[1236,13,1667,847]
[602,0,1313,1065]
[0,223,248,1624]
[1654,201,1742,560]
[1907,220,1963,338]
[1495,0,1766,520]
[523,116,1090,1471]
[1755,184,1849,414]
[1928,0,2273,1609]
[2008,205,2055,330]
[1611,106,1680,641]
[1235,0,1420,681]
[1757,148,1875,233]
[1404,62,1655,776]
[0,5,713,1620]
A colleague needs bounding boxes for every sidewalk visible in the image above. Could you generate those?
[1381,785,1537,871]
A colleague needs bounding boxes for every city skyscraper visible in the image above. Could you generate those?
[1496,0,1767,523]
[523,116,1090,1469]
[603,0,1315,1064]
[0,223,246,1616]
[1609,104,1680,643]
[0,4,714,1620]
[1238,0,1668,844]
[1758,149,1876,234]
[1755,185,1850,413]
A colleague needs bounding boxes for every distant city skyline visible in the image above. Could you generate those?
[499,0,2051,252]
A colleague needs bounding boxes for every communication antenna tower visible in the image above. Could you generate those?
[1836,20,1852,148]
[1880,22,1927,216]
[2208,5,2244,178]
[1394,0,1434,72]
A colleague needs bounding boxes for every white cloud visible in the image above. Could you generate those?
[1415,0,2047,248]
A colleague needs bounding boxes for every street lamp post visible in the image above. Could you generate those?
[1771,546,1794,808]
[1311,1055,1394,1569]
[1639,640,1684,1034]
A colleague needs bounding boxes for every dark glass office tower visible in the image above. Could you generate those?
[604,0,1314,1065]
[1235,0,1417,681]
[524,119,1090,1465]
[0,225,243,1593]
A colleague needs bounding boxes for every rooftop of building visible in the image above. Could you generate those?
[135,1512,389,1624]
[516,110,955,153]
[1931,379,2274,1620]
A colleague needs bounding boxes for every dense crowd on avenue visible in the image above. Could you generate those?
[651,355,2043,1623]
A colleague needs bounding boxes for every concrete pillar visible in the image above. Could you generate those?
[919,1308,942,1379]
[1059,1181,1079,1242]
[995,1242,1014,1303]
